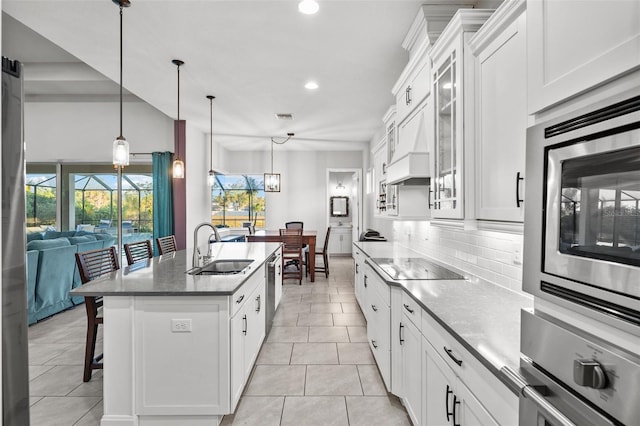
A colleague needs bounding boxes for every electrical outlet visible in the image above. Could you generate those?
[171,319,192,333]
[513,248,522,265]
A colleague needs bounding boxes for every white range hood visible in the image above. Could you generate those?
[386,107,430,185]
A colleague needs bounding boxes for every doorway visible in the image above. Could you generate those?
[326,169,362,256]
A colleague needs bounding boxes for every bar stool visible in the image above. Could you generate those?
[75,246,120,382]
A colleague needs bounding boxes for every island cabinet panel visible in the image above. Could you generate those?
[528,0,640,114]
[133,297,230,416]
[230,269,266,411]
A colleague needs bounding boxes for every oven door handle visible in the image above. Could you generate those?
[501,366,577,426]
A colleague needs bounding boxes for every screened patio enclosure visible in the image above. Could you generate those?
[212,174,266,228]
[26,174,57,228]
[72,173,153,238]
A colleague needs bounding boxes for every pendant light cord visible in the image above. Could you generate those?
[270,140,274,174]
[119,5,123,138]
[209,97,213,171]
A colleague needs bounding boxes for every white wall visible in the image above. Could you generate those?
[24,100,174,162]
[185,122,213,245]
[224,150,362,234]
[23,98,215,240]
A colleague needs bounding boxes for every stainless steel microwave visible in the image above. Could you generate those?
[524,93,640,334]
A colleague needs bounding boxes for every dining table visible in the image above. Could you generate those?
[247,230,318,282]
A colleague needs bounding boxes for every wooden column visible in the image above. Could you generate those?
[173,119,187,250]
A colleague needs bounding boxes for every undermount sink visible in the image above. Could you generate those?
[188,259,254,276]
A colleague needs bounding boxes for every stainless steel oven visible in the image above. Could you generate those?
[524,93,640,332]
[508,310,640,426]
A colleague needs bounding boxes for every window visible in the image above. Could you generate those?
[212,174,265,228]
[26,169,57,229]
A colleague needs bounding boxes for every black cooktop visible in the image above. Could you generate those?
[371,257,464,280]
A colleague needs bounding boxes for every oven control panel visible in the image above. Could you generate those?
[521,309,640,426]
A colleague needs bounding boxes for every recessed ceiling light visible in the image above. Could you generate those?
[298,0,319,15]
[305,81,319,90]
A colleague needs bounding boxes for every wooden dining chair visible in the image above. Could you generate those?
[75,246,120,382]
[285,221,307,269]
[156,235,177,255]
[124,239,153,266]
[280,228,304,285]
[307,226,331,279]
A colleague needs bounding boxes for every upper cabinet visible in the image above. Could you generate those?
[527,0,640,114]
[430,9,494,220]
[469,0,527,223]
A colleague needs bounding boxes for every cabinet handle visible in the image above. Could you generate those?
[453,395,460,426]
[236,294,245,304]
[403,304,414,314]
[242,314,247,335]
[277,265,281,276]
[399,322,404,345]
[355,263,359,274]
[382,162,386,174]
[446,385,454,422]
[407,85,412,105]
[516,172,524,208]
[364,275,368,288]
[256,294,261,313]
[371,304,378,312]
[443,346,463,366]
[371,339,378,349]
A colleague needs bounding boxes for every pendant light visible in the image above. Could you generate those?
[264,132,294,192]
[112,0,131,167]
[206,95,216,187]
[172,59,185,179]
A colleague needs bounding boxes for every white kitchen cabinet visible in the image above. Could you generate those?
[329,226,352,255]
[527,0,640,114]
[364,263,391,390]
[399,313,422,425]
[372,140,388,216]
[230,270,266,411]
[469,1,527,223]
[353,246,365,311]
[423,337,498,426]
[421,313,518,426]
[394,52,431,125]
[430,10,493,220]
[384,106,397,165]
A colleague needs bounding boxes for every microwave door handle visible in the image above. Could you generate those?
[501,367,577,426]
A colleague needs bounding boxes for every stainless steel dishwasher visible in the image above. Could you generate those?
[265,253,277,335]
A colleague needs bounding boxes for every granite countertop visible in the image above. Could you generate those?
[354,241,532,392]
[71,242,281,297]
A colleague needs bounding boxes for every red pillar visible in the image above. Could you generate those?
[173,120,187,250]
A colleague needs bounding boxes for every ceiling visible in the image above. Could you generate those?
[3,1,446,152]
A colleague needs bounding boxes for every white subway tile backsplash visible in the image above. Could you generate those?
[392,220,525,295]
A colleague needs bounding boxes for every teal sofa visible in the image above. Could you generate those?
[25,232,116,324]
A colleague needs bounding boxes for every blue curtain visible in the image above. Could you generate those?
[152,152,174,255]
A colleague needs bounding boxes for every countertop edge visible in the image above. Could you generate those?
[72,243,281,297]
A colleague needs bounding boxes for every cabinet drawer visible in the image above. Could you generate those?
[421,313,469,380]
[367,288,391,389]
[364,263,390,307]
[400,291,422,328]
[230,268,262,317]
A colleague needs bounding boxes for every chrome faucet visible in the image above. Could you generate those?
[192,222,221,268]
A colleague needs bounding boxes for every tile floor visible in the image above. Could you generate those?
[27,256,411,425]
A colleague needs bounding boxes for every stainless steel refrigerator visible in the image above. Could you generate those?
[2,56,30,425]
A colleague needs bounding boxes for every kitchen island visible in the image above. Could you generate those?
[72,242,281,426]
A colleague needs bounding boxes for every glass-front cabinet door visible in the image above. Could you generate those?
[432,49,462,218]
